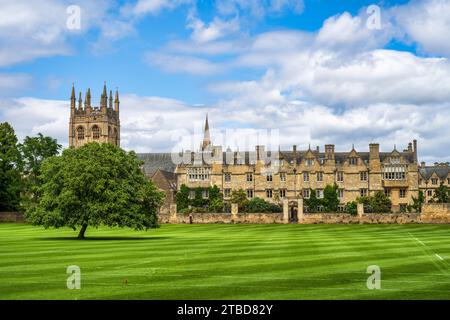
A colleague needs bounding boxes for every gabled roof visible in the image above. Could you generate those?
[419,165,450,180]
[151,169,177,190]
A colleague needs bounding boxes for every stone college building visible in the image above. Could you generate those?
[68,86,450,214]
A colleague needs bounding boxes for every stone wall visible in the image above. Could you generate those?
[159,202,450,224]
[162,212,429,224]
[421,203,450,223]
[0,212,25,222]
[302,213,421,224]
[175,212,284,224]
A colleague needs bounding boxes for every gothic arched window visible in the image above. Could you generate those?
[92,125,101,140]
[77,126,85,140]
[114,128,118,145]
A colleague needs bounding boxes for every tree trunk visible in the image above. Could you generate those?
[78,224,88,239]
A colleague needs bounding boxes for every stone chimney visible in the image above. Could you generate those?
[325,144,335,160]
[369,143,380,160]
[413,139,418,163]
[256,145,265,161]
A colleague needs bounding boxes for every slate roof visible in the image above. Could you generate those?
[137,153,176,176]
[137,149,416,170]
[279,151,415,164]
[419,165,450,180]
[152,169,177,189]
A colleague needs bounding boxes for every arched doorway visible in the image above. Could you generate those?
[289,201,298,223]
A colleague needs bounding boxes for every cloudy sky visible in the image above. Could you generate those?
[0,0,449,163]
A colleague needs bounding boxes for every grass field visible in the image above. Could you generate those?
[0,223,450,300]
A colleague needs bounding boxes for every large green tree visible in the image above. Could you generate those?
[433,183,449,203]
[19,133,61,209]
[26,143,165,239]
[0,122,22,211]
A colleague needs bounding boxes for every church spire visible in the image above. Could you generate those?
[201,113,211,150]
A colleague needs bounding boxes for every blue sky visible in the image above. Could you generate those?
[1,0,450,163]
[4,0,415,102]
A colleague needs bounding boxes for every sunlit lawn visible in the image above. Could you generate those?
[0,223,449,299]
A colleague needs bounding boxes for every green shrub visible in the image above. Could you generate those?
[231,189,249,211]
[245,197,282,213]
[357,191,391,213]
[176,184,190,210]
[345,201,358,216]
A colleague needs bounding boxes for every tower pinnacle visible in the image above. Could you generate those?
[201,113,211,150]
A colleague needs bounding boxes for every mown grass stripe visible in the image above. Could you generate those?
[1,223,450,299]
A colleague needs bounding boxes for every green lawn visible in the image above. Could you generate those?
[0,223,449,300]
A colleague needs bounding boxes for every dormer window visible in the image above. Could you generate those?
[306,159,314,166]
[349,157,357,165]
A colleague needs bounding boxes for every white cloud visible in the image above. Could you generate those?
[316,11,392,52]
[0,97,68,145]
[393,0,450,57]
[121,0,193,17]
[2,0,450,163]
[0,0,112,66]
[187,15,240,43]
[210,30,450,107]
[2,95,449,162]
[144,52,224,75]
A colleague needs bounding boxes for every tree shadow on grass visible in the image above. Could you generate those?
[37,236,171,241]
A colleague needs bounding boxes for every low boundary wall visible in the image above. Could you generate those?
[162,203,450,224]
[0,212,25,222]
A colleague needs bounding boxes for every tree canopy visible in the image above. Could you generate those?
[26,142,165,239]
[358,191,392,213]
[19,133,61,209]
[432,183,449,203]
[0,122,22,211]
